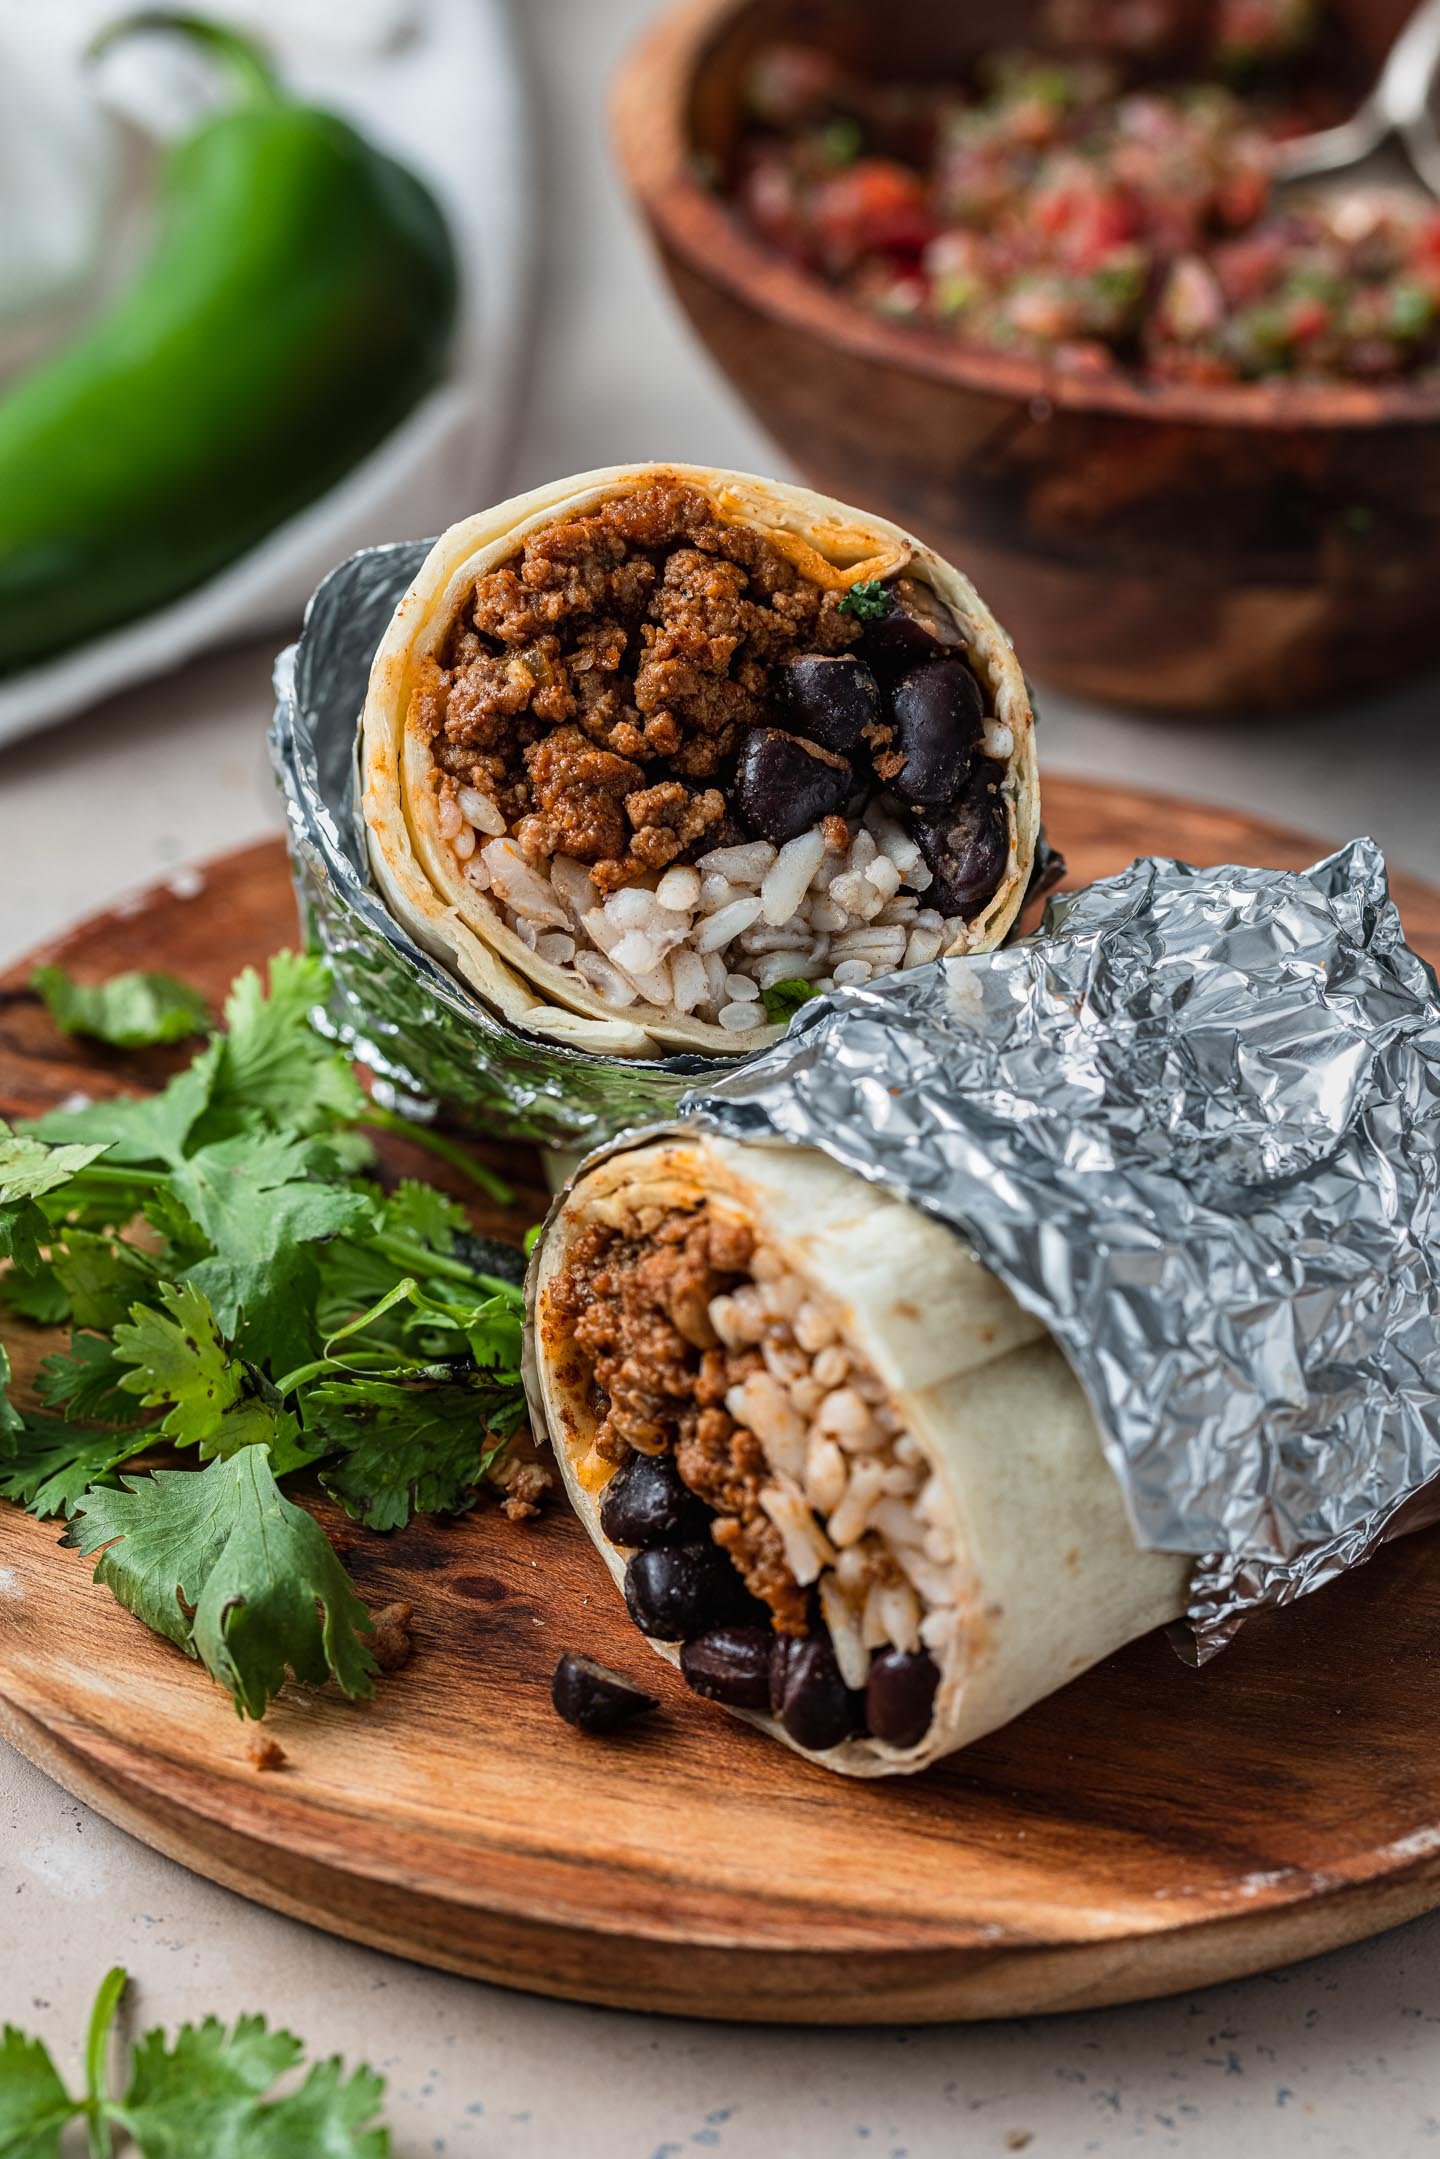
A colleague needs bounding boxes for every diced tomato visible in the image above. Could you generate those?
[1217,166,1270,230]
[733,29,1440,385]
[1284,296,1329,344]
[812,160,934,269]
[1212,230,1291,304]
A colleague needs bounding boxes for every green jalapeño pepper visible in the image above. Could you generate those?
[0,12,458,676]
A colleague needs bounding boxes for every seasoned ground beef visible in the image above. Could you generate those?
[408,480,860,894]
[549,1204,810,1632]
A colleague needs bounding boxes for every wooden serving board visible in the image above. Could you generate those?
[5,777,1440,2026]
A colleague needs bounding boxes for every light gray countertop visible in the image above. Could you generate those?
[3,4,1440,2152]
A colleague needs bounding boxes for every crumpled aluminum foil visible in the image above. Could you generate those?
[674,838,1440,1656]
[268,542,732,1148]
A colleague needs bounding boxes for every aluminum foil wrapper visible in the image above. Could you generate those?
[671,838,1440,1657]
[268,543,734,1149]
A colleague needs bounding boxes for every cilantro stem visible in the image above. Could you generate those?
[362,1230,519,1294]
[360,1105,513,1205]
[83,1964,126,2156]
[274,1348,403,1394]
[65,1165,164,1191]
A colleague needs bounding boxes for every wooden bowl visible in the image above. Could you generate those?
[614,0,1440,715]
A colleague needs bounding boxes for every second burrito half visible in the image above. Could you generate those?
[528,1131,1191,1778]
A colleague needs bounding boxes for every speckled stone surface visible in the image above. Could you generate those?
[9,1747,1440,2157]
[3,3,1440,2149]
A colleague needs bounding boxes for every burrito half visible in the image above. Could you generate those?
[528,1134,1192,1777]
[362,463,1040,1060]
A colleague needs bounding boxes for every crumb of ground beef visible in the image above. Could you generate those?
[246,1733,287,1772]
[550,1205,810,1631]
[369,1601,415,1672]
[408,480,860,891]
[498,1459,554,1523]
[713,1515,808,1635]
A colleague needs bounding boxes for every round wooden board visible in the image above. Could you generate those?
[5,777,1440,2027]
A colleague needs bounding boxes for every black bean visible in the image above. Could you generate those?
[777,654,881,756]
[887,657,984,808]
[911,759,1009,917]
[551,1652,658,1736]
[623,1542,745,1641]
[680,1625,774,1709]
[600,1450,711,1550]
[448,1231,526,1286]
[863,576,966,676]
[768,1629,861,1753]
[734,727,853,846]
[864,1648,940,1750]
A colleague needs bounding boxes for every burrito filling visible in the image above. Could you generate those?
[729,13,1440,386]
[408,478,1013,1031]
[546,1197,960,1755]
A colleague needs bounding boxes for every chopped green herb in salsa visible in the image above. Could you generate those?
[732,2,1440,385]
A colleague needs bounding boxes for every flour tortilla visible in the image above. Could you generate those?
[526,1133,1192,1778]
[362,462,1042,1062]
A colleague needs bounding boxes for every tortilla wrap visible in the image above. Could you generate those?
[362,462,1041,1062]
[527,1133,1192,1777]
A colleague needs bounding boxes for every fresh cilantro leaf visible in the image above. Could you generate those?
[37,1332,147,1428]
[761,976,822,1024]
[227,2053,390,2156]
[32,1044,220,1168]
[820,114,863,165]
[209,953,367,1138]
[115,2018,389,2158]
[113,1282,252,1447]
[0,2021,75,2158]
[837,577,892,623]
[455,1292,525,1374]
[0,1414,153,1521]
[51,1232,161,1333]
[169,1134,372,1376]
[2,1262,71,1326]
[0,1121,111,1270]
[112,1283,310,1470]
[380,1180,468,1253]
[0,1968,390,2159]
[32,964,210,1050]
[0,1341,21,1442]
[313,1376,520,1532]
[114,2011,302,2150]
[311,1202,521,1357]
[70,1451,378,1719]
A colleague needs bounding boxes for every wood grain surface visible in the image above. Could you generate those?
[4,778,1440,2024]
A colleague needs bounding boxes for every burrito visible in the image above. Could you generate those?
[528,1132,1192,1777]
[361,463,1041,1060]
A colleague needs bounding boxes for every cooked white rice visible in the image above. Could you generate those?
[438,781,971,1027]
[708,1235,962,1722]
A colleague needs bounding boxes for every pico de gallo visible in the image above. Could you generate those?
[729,1,1440,385]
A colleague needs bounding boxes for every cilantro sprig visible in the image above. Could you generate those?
[31,964,211,1049]
[0,953,531,1720]
[761,976,822,1025]
[0,1965,389,2157]
[837,577,892,623]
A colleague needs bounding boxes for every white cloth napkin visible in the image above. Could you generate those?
[0,0,534,750]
